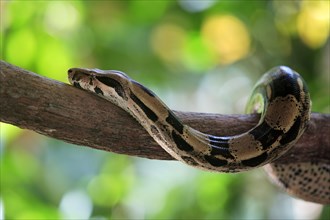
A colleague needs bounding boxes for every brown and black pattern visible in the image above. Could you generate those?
[166,111,184,134]
[67,66,328,204]
[95,76,127,99]
[241,152,268,167]
[171,130,193,152]
[130,92,158,122]
[249,121,283,150]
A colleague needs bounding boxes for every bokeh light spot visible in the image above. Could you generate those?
[150,23,186,66]
[178,0,217,12]
[202,15,251,64]
[297,0,330,49]
[88,174,123,206]
[59,190,92,219]
[44,2,80,37]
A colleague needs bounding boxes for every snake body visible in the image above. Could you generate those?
[68,66,329,204]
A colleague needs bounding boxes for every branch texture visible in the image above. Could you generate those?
[1,60,329,165]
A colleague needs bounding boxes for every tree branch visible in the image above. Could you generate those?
[1,60,329,165]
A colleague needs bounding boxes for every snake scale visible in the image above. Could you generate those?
[68,66,329,204]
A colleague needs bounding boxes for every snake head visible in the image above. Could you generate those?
[68,68,131,102]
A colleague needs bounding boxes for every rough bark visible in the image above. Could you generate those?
[1,60,329,165]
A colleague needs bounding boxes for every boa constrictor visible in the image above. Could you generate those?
[68,66,329,204]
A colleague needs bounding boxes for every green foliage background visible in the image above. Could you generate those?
[1,1,329,219]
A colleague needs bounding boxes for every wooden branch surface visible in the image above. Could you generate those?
[1,60,329,165]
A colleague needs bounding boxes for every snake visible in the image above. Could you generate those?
[68,66,329,204]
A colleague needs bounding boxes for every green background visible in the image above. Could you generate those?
[1,1,329,219]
